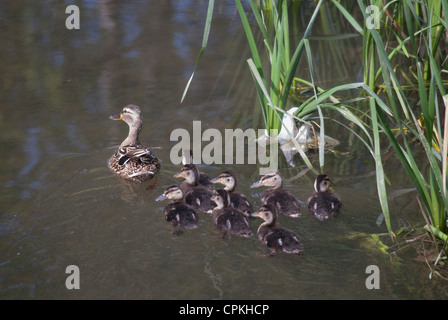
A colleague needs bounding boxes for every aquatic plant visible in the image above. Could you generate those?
[331,0,448,249]
[252,0,448,248]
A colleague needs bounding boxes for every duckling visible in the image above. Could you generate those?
[181,150,214,190]
[174,164,216,213]
[250,171,301,218]
[155,185,199,231]
[252,204,303,255]
[308,174,341,221]
[210,170,253,216]
[210,189,252,239]
[108,104,161,182]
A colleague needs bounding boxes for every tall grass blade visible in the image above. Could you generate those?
[180,0,214,103]
[304,39,324,171]
[235,0,269,128]
[370,97,392,236]
[278,0,323,111]
[443,95,448,198]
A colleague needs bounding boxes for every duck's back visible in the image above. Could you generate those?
[229,192,253,214]
[184,187,216,213]
[108,145,160,182]
[261,189,301,217]
[164,203,198,229]
[261,227,303,254]
[214,208,252,237]
[308,191,341,221]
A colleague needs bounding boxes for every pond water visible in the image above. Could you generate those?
[1,0,447,300]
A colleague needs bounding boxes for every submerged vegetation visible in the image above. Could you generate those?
[183,0,448,273]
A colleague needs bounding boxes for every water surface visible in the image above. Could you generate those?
[0,0,446,300]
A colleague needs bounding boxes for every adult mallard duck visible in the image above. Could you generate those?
[250,171,301,218]
[308,174,341,221]
[252,204,303,255]
[155,185,199,231]
[173,164,215,213]
[108,104,161,182]
[210,189,252,239]
[210,170,253,216]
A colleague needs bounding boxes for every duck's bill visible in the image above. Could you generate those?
[209,177,220,184]
[173,171,184,179]
[250,211,260,218]
[109,114,122,120]
[250,180,264,188]
[155,193,167,202]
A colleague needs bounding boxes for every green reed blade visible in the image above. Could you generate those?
[279,0,323,112]
[235,0,269,129]
[248,0,272,52]
[180,0,214,103]
[303,39,324,171]
[329,0,363,34]
[370,97,392,235]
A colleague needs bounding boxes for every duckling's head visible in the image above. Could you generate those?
[210,171,237,192]
[110,104,143,128]
[155,185,184,202]
[210,189,230,209]
[315,174,333,193]
[173,164,199,185]
[252,204,277,225]
[250,171,283,189]
[181,149,193,165]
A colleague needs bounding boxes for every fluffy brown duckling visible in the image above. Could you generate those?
[250,171,301,218]
[210,170,253,216]
[308,174,341,221]
[155,185,199,231]
[210,189,252,239]
[181,149,214,190]
[252,204,303,255]
[173,164,216,213]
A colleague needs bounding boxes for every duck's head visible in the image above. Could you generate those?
[314,174,333,193]
[210,189,230,209]
[173,164,199,185]
[110,104,143,128]
[155,185,184,202]
[210,171,237,192]
[252,204,277,225]
[250,171,283,189]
